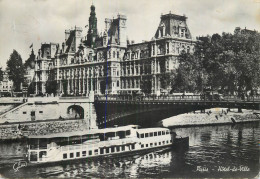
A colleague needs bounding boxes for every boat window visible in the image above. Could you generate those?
[116,146,120,152]
[149,132,153,137]
[39,138,48,149]
[39,151,47,158]
[159,142,161,145]
[150,143,153,147]
[162,141,165,144]
[30,151,37,161]
[154,132,157,136]
[166,131,170,134]
[170,140,172,143]
[94,149,98,155]
[69,136,81,145]
[76,152,80,157]
[126,130,131,136]
[100,148,104,154]
[82,151,86,156]
[158,131,161,136]
[141,144,144,148]
[122,146,125,151]
[131,144,135,150]
[141,134,144,138]
[166,140,169,144]
[63,153,67,159]
[162,131,165,135]
[106,132,116,138]
[89,150,92,156]
[145,133,148,138]
[106,148,109,153]
[111,147,115,153]
[137,132,140,138]
[118,131,126,139]
[70,153,74,158]
[155,142,157,146]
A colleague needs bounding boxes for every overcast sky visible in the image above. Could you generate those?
[0,0,259,68]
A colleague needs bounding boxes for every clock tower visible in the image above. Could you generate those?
[86,5,98,48]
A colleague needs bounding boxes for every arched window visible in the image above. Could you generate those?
[117,51,119,58]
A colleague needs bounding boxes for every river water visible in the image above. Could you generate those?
[0,122,259,178]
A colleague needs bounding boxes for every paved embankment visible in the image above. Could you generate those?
[0,119,89,141]
[162,108,260,128]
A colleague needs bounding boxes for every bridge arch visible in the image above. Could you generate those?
[67,105,84,119]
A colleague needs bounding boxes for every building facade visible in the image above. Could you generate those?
[0,71,13,96]
[33,5,196,96]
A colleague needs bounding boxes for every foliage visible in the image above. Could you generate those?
[172,31,260,95]
[0,68,3,82]
[6,50,25,92]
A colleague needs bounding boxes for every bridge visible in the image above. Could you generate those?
[94,95,260,127]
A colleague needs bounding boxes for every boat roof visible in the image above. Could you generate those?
[27,125,139,139]
[137,128,170,134]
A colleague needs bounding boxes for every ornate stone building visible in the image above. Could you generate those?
[33,5,196,95]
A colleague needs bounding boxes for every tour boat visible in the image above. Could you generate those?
[24,125,188,164]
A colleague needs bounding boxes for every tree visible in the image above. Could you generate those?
[0,67,3,82]
[6,50,25,92]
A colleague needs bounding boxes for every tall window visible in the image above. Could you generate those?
[113,51,116,58]
[166,42,169,54]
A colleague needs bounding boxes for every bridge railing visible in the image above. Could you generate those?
[95,94,260,102]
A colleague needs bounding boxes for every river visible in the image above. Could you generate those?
[0,122,259,178]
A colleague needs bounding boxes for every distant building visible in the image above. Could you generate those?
[33,5,196,95]
[234,27,258,35]
[0,71,13,96]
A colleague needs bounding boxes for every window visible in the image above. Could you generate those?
[155,142,157,146]
[63,153,67,159]
[122,146,125,151]
[39,111,43,113]
[106,148,109,153]
[166,140,169,144]
[154,132,157,136]
[141,134,144,138]
[146,144,148,147]
[23,112,26,114]
[159,142,161,145]
[131,144,135,150]
[162,131,165,135]
[76,152,80,157]
[111,147,115,153]
[100,148,104,154]
[162,141,165,145]
[150,143,153,147]
[117,81,120,87]
[116,146,120,152]
[82,151,86,156]
[166,131,170,134]
[117,51,119,58]
[141,144,144,148]
[70,153,74,158]
[149,132,153,137]
[89,150,92,156]
[113,51,116,58]
[145,133,148,138]
[158,131,161,136]
[126,130,130,136]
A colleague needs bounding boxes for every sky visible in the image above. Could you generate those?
[0,0,259,68]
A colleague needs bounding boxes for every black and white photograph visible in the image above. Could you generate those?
[0,0,259,178]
